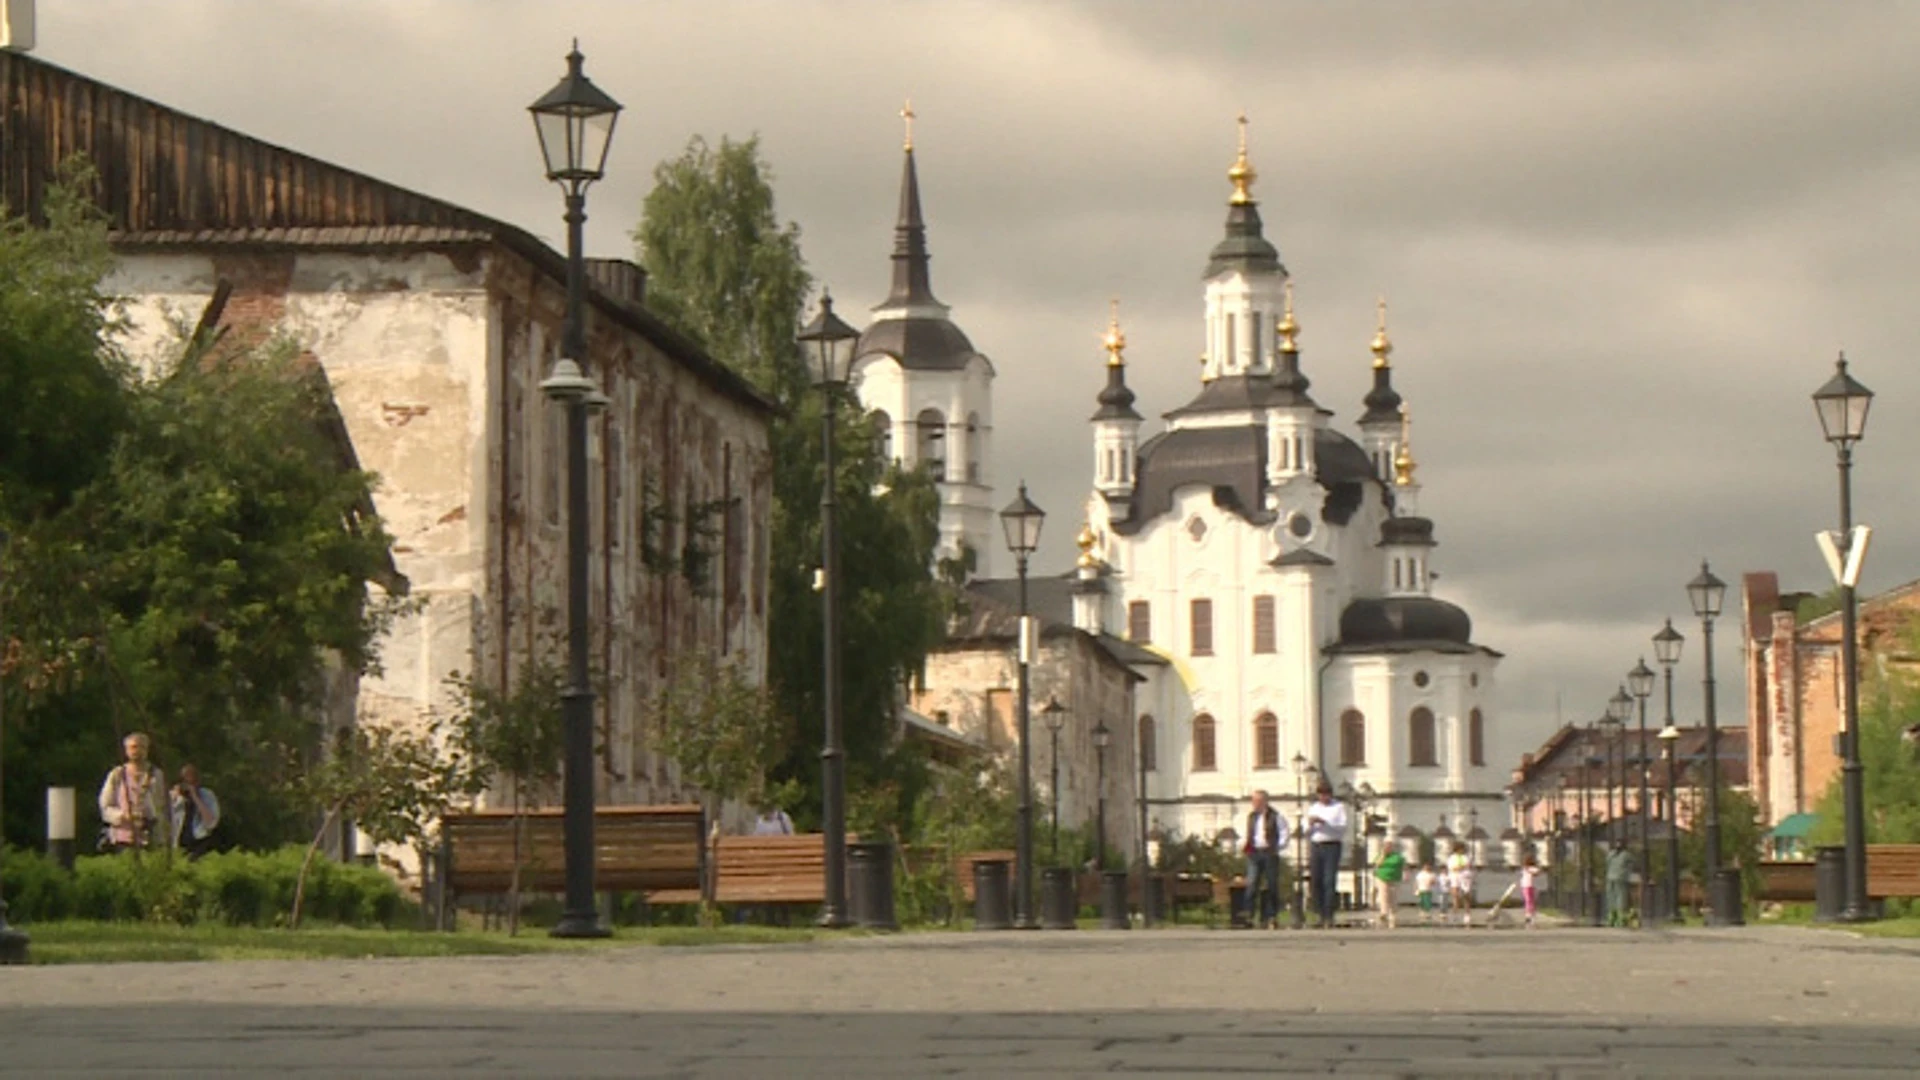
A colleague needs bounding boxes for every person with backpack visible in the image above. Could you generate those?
[1373,841,1407,928]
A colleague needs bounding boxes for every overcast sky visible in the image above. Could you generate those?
[32,1,1920,760]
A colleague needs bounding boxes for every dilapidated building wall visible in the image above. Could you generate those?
[4,51,775,842]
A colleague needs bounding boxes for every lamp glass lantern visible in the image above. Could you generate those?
[1653,619,1684,667]
[1091,718,1111,751]
[529,45,622,184]
[1658,725,1680,754]
[1687,562,1726,620]
[1628,659,1656,701]
[797,292,860,390]
[1607,687,1633,725]
[999,484,1046,556]
[1812,354,1873,447]
[1041,695,1067,735]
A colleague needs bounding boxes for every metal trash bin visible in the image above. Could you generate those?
[1144,873,1169,924]
[1709,868,1745,927]
[1101,871,1130,930]
[1228,883,1251,928]
[1814,845,1846,923]
[1040,867,1077,930]
[973,858,1012,931]
[848,841,898,931]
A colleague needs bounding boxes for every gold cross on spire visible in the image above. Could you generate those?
[901,99,915,151]
[1102,298,1127,367]
[1228,112,1257,205]
[1371,295,1393,369]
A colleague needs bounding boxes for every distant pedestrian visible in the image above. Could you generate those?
[170,764,221,859]
[752,803,795,836]
[1519,854,1541,928]
[1372,841,1406,928]
[1304,780,1348,928]
[1605,842,1635,927]
[1415,863,1438,923]
[1242,790,1289,929]
[98,732,167,854]
[1447,844,1474,926]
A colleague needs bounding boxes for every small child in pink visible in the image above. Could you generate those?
[1519,855,1541,927]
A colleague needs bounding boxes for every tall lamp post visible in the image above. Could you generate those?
[1338,781,1375,910]
[797,292,861,928]
[0,527,27,963]
[1627,664,1656,920]
[1812,354,1875,922]
[1657,724,1682,918]
[1042,696,1067,864]
[1000,483,1046,929]
[1289,752,1316,929]
[1687,561,1738,925]
[531,44,621,940]
[1092,717,1111,869]
[1581,746,1603,925]
[1137,714,1152,927]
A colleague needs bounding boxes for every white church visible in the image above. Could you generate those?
[852,113,1509,866]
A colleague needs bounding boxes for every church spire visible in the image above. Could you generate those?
[1093,299,1141,421]
[1360,296,1404,428]
[1228,112,1257,206]
[1271,280,1311,398]
[1394,404,1418,489]
[1205,114,1284,279]
[882,100,940,309]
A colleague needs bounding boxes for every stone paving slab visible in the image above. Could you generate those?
[4,926,1920,1076]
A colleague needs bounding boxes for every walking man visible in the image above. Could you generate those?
[1605,841,1636,927]
[1305,780,1349,928]
[1242,790,1288,929]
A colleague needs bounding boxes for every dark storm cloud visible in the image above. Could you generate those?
[32,0,1920,750]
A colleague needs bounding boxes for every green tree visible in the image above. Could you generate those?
[1,179,407,851]
[441,664,565,934]
[634,135,949,830]
[646,649,792,814]
[1809,641,1920,848]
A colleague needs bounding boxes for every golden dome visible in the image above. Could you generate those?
[1370,296,1393,369]
[1276,279,1299,352]
[1393,404,1418,487]
[1228,113,1257,206]
[1102,299,1127,367]
[1075,521,1101,569]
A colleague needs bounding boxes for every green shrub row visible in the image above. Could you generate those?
[0,846,408,928]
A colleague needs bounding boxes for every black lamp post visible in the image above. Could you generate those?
[1628,658,1657,920]
[1654,619,1684,917]
[1658,723,1682,918]
[797,292,861,928]
[1289,751,1316,929]
[531,43,620,940]
[1687,560,1738,925]
[1581,746,1603,925]
[1092,717,1111,869]
[1000,483,1046,929]
[1042,696,1067,864]
[0,527,26,963]
[1813,353,1875,923]
[1339,781,1376,910]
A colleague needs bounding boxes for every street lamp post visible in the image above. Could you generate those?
[1581,746,1602,926]
[1338,781,1374,911]
[530,44,621,940]
[1000,483,1046,930]
[1137,714,1152,927]
[1628,660,1656,921]
[1289,752,1315,929]
[1688,561,1739,925]
[1042,696,1067,864]
[1813,354,1875,923]
[1658,724,1682,919]
[797,293,861,928]
[1654,619,1684,917]
[0,527,28,963]
[1092,717,1111,869]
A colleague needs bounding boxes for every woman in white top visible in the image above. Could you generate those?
[98,732,167,853]
[1447,845,1474,925]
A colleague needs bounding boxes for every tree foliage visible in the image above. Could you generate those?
[0,175,406,852]
[1809,633,1920,847]
[646,649,792,811]
[634,135,949,827]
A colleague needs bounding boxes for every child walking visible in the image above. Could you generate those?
[1373,843,1406,928]
[1414,863,1438,924]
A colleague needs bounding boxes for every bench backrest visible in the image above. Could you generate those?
[1868,844,1920,898]
[443,805,705,894]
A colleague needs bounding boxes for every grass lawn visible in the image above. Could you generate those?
[18,921,819,965]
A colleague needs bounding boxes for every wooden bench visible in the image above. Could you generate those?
[1757,860,1816,902]
[441,805,705,904]
[649,834,836,906]
[1868,844,1920,898]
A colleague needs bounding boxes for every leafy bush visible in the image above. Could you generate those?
[0,846,406,927]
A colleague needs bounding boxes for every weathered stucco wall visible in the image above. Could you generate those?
[105,242,773,855]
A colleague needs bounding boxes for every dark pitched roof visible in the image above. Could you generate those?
[1092,364,1141,422]
[1111,423,1377,536]
[1163,374,1313,419]
[854,316,980,373]
[1333,596,1475,653]
[949,580,1146,681]
[0,50,773,416]
[1205,200,1285,278]
[1360,367,1403,427]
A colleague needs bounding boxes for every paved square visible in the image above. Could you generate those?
[5,926,1919,1076]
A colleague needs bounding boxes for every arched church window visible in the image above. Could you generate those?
[915,408,946,480]
[1192,714,1217,772]
[1340,709,1366,766]
[1252,713,1279,770]
[1409,707,1438,767]
[1470,708,1486,766]
[1138,715,1156,772]
[871,409,892,462]
[965,412,982,483]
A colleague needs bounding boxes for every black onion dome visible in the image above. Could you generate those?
[1337,596,1474,651]
[855,317,978,372]
[1360,367,1402,426]
[1379,515,1435,547]
[1092,364,1141,421]
[1205,202,1285,278]
[1110,424,1377,534]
